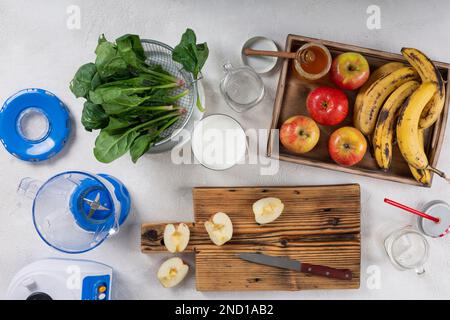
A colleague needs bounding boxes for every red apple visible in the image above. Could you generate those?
[280,115,320,154]
[330,52,370,90]
[306,86,349,126]
[329,127,367,166]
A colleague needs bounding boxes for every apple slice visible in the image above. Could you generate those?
[157,257,189,288]
[253,197,284,224]
[163,223,190,253]
[204,212,233,246]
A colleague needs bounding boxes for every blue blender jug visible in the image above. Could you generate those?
[18,171,131,254]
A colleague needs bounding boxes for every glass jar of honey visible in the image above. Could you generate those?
[293,43,332,81]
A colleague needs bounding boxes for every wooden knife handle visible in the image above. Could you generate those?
[301,263,353,281]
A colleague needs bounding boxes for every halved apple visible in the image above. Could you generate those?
[253,197,284,224]
[204,212,233,246]
[157,257,189,288]
[163,223,190,253]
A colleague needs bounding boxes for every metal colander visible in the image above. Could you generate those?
[141,39,197,146]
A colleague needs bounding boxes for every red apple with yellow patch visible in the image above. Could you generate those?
[330,52,370,90]
[280,115,320,154]
[329,126,367,166]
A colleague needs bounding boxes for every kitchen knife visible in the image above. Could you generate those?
[238,253,353,281]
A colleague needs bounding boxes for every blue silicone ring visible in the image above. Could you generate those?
[0,88,71,162]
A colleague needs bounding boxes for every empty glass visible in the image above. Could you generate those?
[384,226,429,275]
[220,63,265,113]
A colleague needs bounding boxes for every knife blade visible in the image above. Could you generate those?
[239,252,301,271]
[238,253,353,281]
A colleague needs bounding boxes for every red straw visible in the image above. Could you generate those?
[384,198,440,223]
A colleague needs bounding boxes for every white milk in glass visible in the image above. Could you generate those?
[192,115,246,170]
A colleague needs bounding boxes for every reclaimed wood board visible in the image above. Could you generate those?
[267,34,450,187]
[141,185,361,291]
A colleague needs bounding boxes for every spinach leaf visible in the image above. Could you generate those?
[116,34,146,70]
[129,114,181,162]
[139,88,189,106]
[150,64,173,77]
[97,74,159,89]
[102,104,171,117]
[101,103,128,115]
[130,134,154,163]
[115,34,178,84]
[89,87,145,106]
[81,101,109,131]
[91,72,102,90]
[93,129,140,163]
[195,43,209,72]
[70,63,97,98]
[172,28,209,112]
[95,35,129,79]
[173,28,209,79]
[90,83,179,108]
[102,117,137,134]
[93,111,179,163]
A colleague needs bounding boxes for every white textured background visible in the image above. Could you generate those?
[0,0,449,299]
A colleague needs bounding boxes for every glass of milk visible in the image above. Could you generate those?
[191,114,247,170]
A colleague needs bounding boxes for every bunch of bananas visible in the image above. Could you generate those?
[354,48,446,185]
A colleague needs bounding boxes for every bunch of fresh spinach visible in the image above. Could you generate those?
[173,28,209,112]
[70,34,188,163]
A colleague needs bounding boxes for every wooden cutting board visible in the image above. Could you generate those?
[141,185,361,291]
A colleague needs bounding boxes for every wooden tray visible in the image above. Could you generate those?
[141,185,361,291]
[267,34,450,187]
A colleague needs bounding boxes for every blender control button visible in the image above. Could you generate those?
[98,293,106,300]
[98,285,107,293]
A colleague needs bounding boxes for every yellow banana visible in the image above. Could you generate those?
[358,67,419,136]
[354,62,405,130]
[401,47,445,129]
[396,82,437,169]
[408,129,431,186]
[372,81,420,170]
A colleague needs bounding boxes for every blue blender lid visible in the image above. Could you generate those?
[0,88,71,162]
